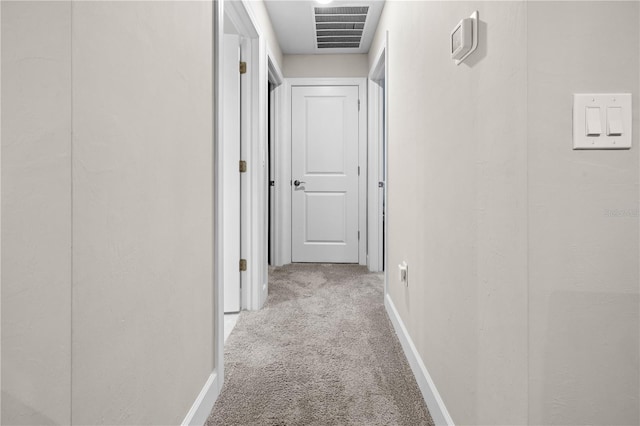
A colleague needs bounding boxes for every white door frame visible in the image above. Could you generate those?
[210,2,284,418]
[222,0,283,313]
[226,0,259,313]
[268,55,284,267]
[207,0,226,421]
[280,78,368,266]
[367,36,388,274]
[192,1,280,421]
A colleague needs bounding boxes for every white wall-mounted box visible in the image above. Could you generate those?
[573,94,632,149]
[450,11,478,66]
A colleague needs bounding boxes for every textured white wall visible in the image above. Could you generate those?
[284,54,369,78]
[370,2,529,423]
[1,2,72,424]
[70,2,214,424]
[527,3,639,424]
[2,1,215,424]
[370,1,639,425]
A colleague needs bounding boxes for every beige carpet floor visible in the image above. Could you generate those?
[206,263,433,426]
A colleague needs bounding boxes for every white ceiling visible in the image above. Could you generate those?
[264,0,385,55]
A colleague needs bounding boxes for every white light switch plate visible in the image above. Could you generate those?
[573,94,632,150]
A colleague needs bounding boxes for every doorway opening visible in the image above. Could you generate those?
[274,78,367,266]
[221,0,282,324]
[368,33,388,280]
[268,82,274,266]
[267,58,284,267]
[222,6,244,344]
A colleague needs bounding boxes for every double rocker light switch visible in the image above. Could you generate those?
[574,94,632,149]
[585,106,623,137]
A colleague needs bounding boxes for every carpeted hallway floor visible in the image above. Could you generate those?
[206,263,433,426]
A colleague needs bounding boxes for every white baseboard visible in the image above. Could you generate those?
[384,294,455,426]
[181,371,221,426]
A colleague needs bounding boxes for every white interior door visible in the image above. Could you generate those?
[223,34,240,313]
[291,85,359,263]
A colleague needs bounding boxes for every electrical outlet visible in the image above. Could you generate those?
[398,261,408,286]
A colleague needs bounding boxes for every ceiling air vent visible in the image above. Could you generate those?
[314,6,369,49]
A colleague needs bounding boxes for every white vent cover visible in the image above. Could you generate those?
[314,6,369,49]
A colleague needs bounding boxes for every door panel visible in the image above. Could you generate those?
[291,85,359,263]
[223,34,240,312]
[305,192,346,242]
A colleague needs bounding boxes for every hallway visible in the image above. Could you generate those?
[2,1,639,424]
[208,264,433,425]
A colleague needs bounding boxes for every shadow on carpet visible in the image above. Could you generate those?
[206,263,434,426]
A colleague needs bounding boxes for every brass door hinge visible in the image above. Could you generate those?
[240,61,247,74]
[239,160,247,173]
[239,259,247,271]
